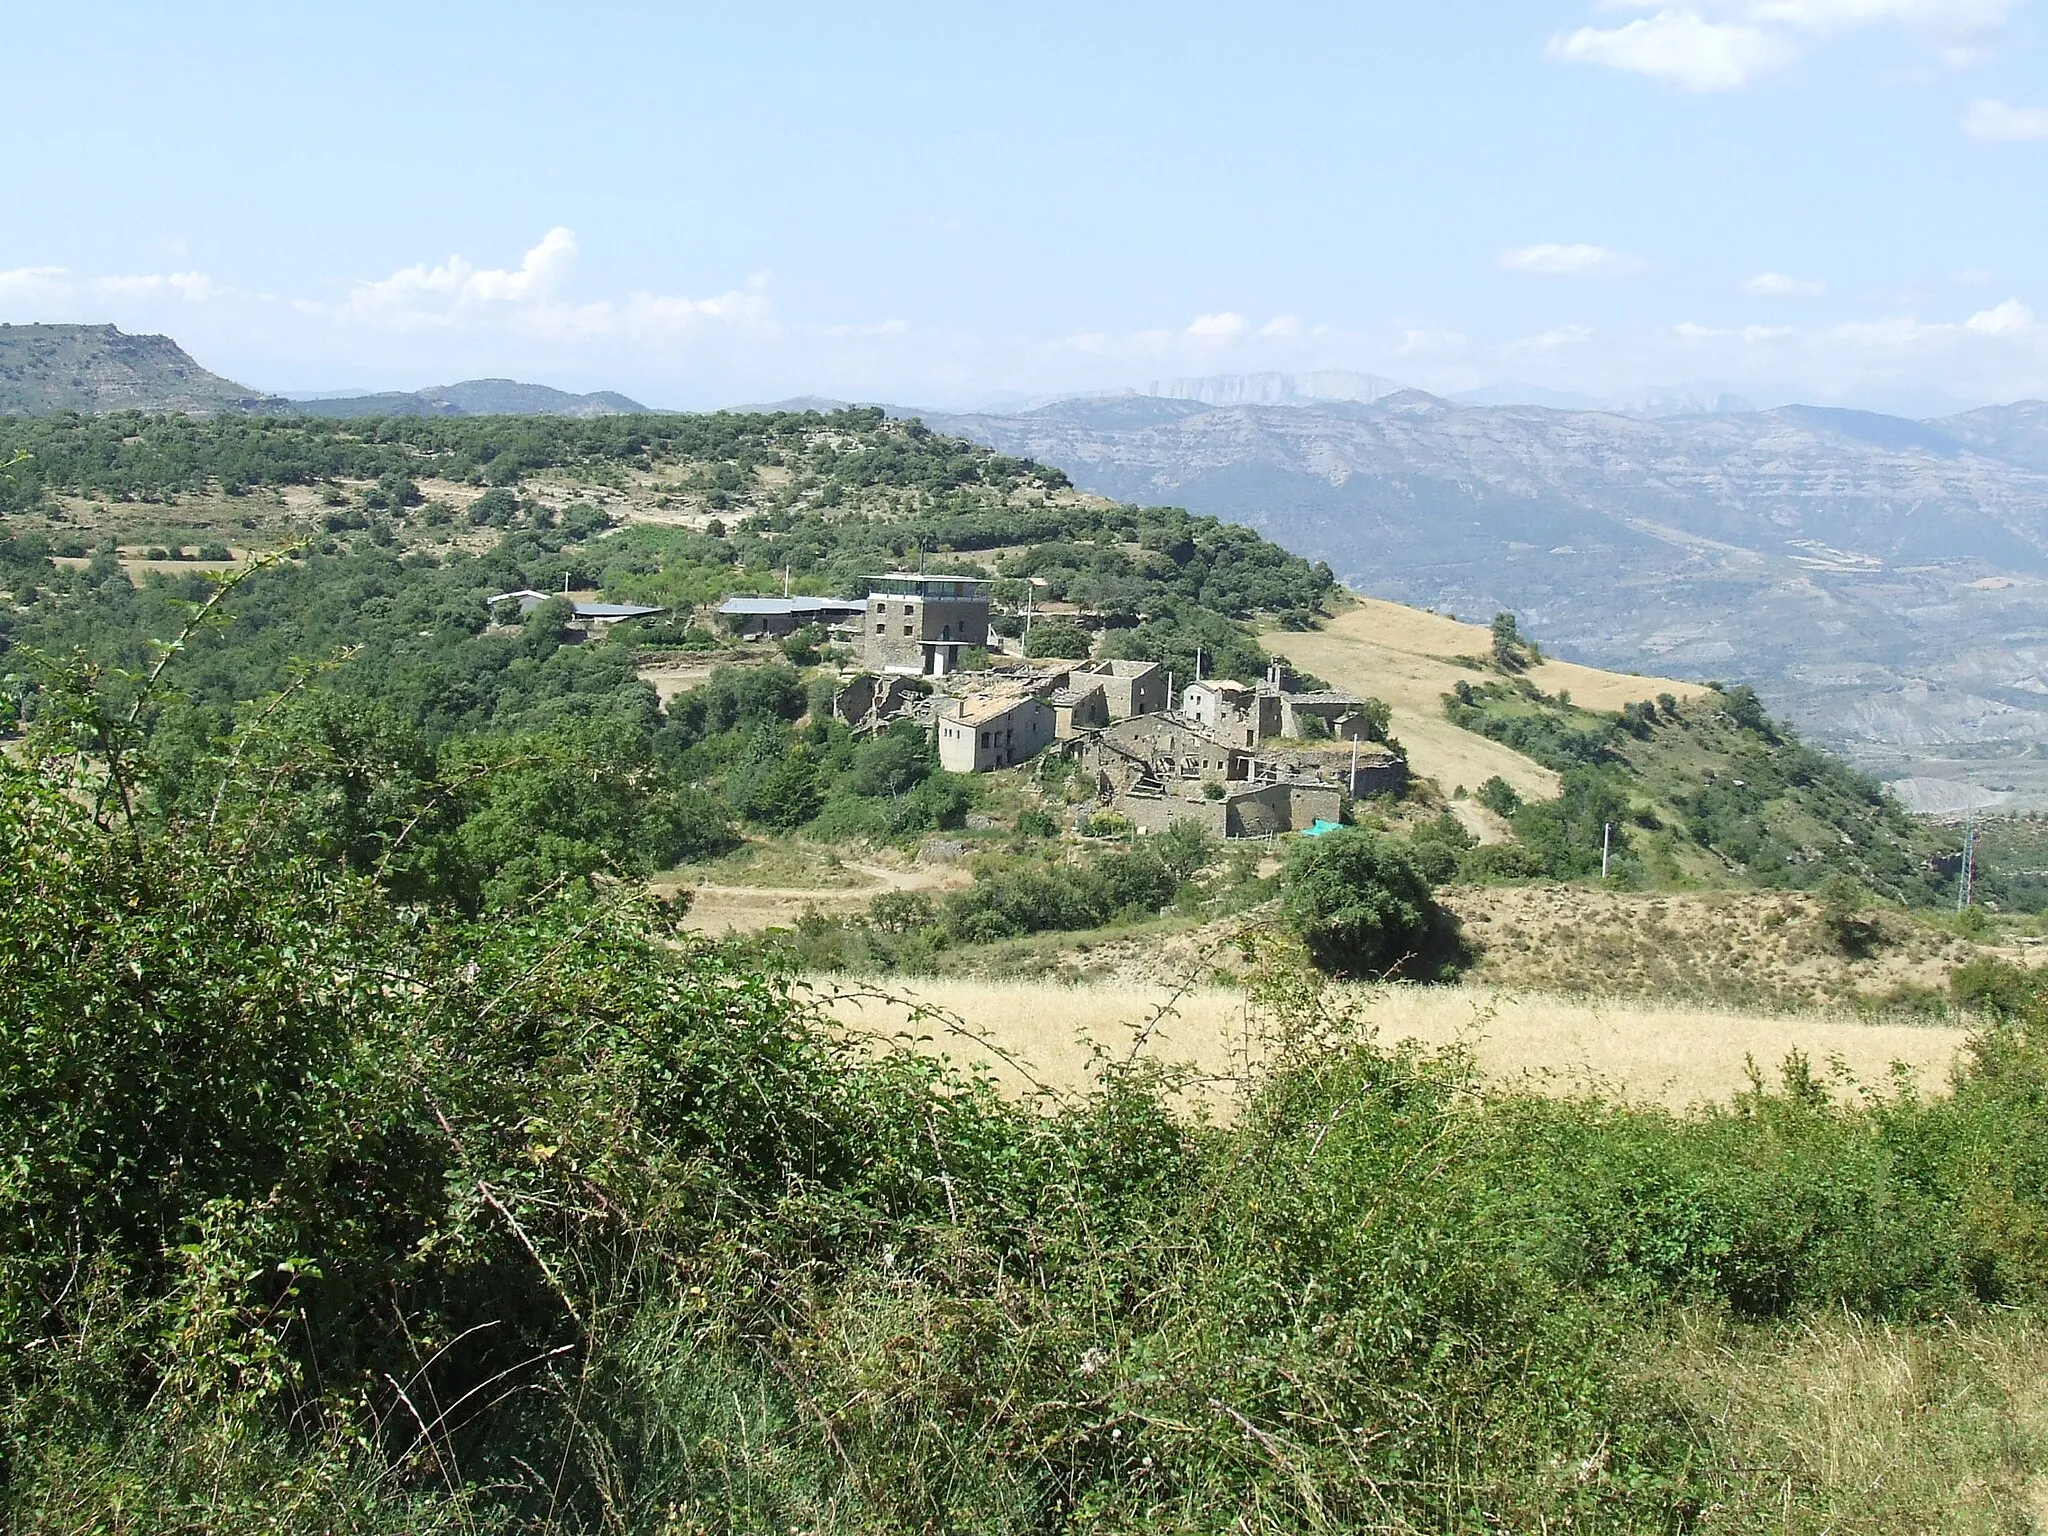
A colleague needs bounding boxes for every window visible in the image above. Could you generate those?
[904,625,913,636]
[875,623,884,633]
[980,731,990,747]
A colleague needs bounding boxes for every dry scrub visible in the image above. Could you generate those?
[1647,1309,2048,1534]
[1452,883,1999,1011]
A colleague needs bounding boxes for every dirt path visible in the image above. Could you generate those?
[672,856,972,936]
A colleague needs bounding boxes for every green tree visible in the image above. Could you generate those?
[1475,775,1522,817]
[1280,828,1464,979]
[1512,769,1632,880]
[1022,619,1093,659]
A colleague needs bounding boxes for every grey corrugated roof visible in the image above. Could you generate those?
[719,596,866,615]
[574,602,664,619]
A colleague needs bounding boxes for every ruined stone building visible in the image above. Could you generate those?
[935,688,1055,772]
[1075,712,1403,838]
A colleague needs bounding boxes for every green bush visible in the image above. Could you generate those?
[1476,774,1522,817]
[1280,827,1466,979]
[1021,618,1093,659]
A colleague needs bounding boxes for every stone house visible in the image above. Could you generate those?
[862,573,992,677]
[1049,684,1111,739]
[1077,712,1393,838]
[935,689,1055,772]
[1277,691,1377,740]
[1066,658,1166,720]
[1179,679,1281,747]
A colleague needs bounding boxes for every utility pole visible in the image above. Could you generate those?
[1601,821,1612,880]
[1958,806,1977,912]
[1350,737,1360,796]
[783,565,791,598]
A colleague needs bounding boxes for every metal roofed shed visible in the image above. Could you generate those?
[717,594,867,639]
[488,590,664,624]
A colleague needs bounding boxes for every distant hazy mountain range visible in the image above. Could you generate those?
[287,379,647,418]
[0,323,287,414]
[0,325,647,418]
[925,378,2048,798]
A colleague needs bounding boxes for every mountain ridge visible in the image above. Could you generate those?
[287,378,648,418]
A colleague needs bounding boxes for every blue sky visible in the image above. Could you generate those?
[3,1,2044,411]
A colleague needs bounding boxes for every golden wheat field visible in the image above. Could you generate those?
[822,977,1967,1110]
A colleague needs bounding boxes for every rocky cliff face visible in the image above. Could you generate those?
[0,324,282,415]
[928,391,2048,793]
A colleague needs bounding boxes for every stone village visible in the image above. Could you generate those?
[713,572,1405,838]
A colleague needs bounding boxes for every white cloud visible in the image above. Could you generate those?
[1742,270,1827,297]
[820,318,909,339]
[0,264,227,307]
[1553,0,2013,89]
[1259,314,1302,339]
[1548,10,1800,91]
[1746,0,2011,33]
[332,230,775,341]
[1963,99,2048,141]
[1499,243,1649,277]
[347,226,579,321]
[1186,311,1248,338]
[1514,324,1598,350]
[1965,298,2035,334]
[1397,328,1468,357]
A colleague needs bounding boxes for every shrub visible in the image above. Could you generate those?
[1475,774,1522,817]
[1819,873,1882,957]
[1953,955,2040,1018]
[1406,810,1477,885]
[1022,619,1092,659]
[1014,808,1057,838]
[1280,828,1465,979]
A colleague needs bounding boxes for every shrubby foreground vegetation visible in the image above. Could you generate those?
[4,658,2048,1532]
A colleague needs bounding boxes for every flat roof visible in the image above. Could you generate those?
[952,690,1042,725]
[718,596,866,615]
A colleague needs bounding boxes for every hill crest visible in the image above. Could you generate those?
[0,323,282,415]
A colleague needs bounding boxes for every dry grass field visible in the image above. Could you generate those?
[1265,596,1708,804]
[824,975,1968,1110]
